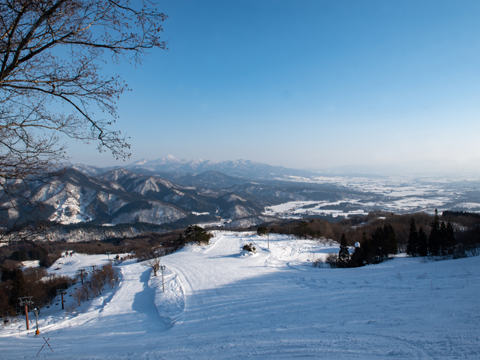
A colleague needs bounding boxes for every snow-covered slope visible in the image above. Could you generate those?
[29,168,188,226]
[1,233,479,359]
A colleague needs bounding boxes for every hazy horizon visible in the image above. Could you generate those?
[69,154,480,178]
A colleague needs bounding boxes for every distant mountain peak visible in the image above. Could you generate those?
[131,158,148,166]
[162,154,179,162]
[123,156,314,180]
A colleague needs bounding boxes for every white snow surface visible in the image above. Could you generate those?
[1,232,479,359]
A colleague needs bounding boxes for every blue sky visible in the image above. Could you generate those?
[68,0,480,173]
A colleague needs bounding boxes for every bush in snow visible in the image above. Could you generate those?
[312,258,324,268]
[326,253,338,268]
[242,243,256,253]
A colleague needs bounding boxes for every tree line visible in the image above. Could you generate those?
[330,224,398,268]
[406,210,456,257]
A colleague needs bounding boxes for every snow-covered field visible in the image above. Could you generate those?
[1,232,479,359]
[264,176,480,219]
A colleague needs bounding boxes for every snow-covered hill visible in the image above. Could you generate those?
[1,232,479,359]
[33,168,188,226]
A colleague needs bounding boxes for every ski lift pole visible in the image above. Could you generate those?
[78,268,86,285]
[56,289,66,310]
[18,296,33,331]
[160,265,166,292]
[24,304,29,330]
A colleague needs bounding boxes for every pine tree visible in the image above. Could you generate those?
[439,221,447,256]
[257,225,268,236]
[445,222,456,255]
[384,224,397,255]
[361,232,374,265]
[184,225,210,244]
[371,226,387,260]
[428,209,440,256]
[338,233,350,266]
[407,218,419,256]
[418,226,428,257]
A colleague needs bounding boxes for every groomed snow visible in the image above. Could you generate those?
[1,232,479,359]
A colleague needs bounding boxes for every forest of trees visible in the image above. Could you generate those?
[265,210,480,268]
[328,224,398,268]
[407,210,447,257]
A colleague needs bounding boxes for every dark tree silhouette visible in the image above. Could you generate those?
[338,233,349,266]
[407,218,419,256]
[428,209,440,256]
[418,226,428,257]
[184,225,211,245]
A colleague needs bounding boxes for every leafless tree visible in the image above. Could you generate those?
[0,0,167,242]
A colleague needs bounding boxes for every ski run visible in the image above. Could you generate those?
[1,231,479,359]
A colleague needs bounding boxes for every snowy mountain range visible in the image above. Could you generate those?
[74,155,316,180]
[5,156,480,242]
[3,165,353,241]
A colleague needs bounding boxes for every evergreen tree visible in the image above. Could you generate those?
[338,233,350,266]
[439,221,447,256]
[384,224,397,255]
[407,218,419,256]
[184,225,211,244]
[350,243,365,267]
[445,222,456,255]
[361,232,374,265]
[371,226,387,260]
[428,209,441,256]
[418,226,428,257]
[257,225,268,236]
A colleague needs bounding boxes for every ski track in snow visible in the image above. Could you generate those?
[1,232,479,359]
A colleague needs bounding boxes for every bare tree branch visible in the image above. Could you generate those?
[0,0,168,242]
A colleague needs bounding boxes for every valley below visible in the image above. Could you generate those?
[4,157,480,242]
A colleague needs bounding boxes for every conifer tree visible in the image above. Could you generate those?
[384,224,397,255]
[338,233,350,266]
[418,226,428,257]
[184,225,211,244]
[372,226,388,260]
[371,226,383,259]
[361,232,374,265]
[428,209,441,256]
[439,221,447,256]
[257,225,268,236]
[407,218,419,256]
[445,222,456,255]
